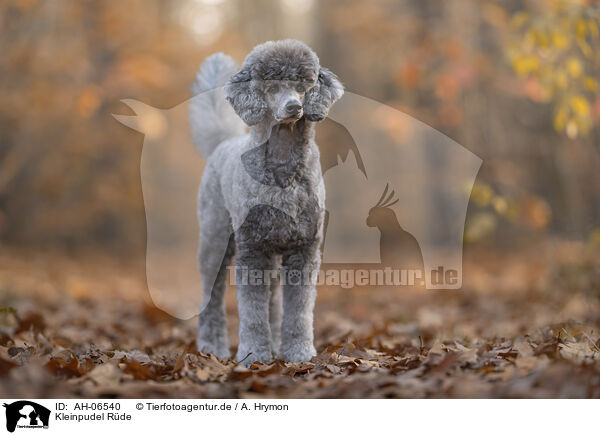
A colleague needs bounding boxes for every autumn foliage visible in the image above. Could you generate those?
[1,0,600,398]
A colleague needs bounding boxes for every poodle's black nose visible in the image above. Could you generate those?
[285,101,302,115]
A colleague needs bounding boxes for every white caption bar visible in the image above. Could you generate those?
[1,399,597,434]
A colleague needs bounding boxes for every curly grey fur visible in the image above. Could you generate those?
[192,40,343,366]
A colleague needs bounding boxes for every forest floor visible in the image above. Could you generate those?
[1,239,600,398]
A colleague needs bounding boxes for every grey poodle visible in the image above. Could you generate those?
[189,40,343,365]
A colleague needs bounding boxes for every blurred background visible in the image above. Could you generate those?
[1,0,599,255]
[1,0,600,398]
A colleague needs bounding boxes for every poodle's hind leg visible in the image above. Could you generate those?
[269,256,283,357]
[197,230,235,359]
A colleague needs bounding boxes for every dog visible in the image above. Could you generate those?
[189,39,343,365]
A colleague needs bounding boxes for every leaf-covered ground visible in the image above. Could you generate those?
[1,241,600,398]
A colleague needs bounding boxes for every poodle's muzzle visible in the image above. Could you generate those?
[263,80,309,122]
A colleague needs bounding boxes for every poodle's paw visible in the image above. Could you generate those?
[280,341,316,363]
[197,316,229,358]
[236,346,272,367]
[196,338,230,359]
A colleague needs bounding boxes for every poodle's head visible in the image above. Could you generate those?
[225,39,343,126]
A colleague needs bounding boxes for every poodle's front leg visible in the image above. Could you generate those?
[280,245,319,362]
[269,274,283,357]
[235,247,273,366]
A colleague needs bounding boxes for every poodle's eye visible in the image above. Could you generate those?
[267,83,280,93]
[295,84,306,93]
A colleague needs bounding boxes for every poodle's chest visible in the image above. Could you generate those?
[225,143,325,232]
[235,177,324,252]
[237,198,323,253]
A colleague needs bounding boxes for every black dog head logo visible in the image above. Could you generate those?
[3,401,50,433]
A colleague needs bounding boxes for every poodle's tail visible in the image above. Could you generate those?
[190,53,245,158]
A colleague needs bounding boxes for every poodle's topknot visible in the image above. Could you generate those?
[242,39,320,83]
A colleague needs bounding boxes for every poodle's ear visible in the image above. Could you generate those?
[304,67,344,122]
[225,67,268,125]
